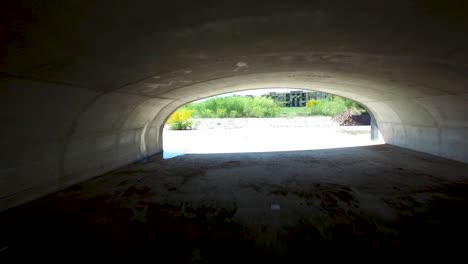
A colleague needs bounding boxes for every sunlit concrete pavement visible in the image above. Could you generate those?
[1,145,467,262]
[164,126,384,156]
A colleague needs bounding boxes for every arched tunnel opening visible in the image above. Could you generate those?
[162,88,385,157]
[0,0,468,261]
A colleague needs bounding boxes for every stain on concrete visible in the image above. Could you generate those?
[1,145,467,262]
[270,189,288,196]
[122,186,151,197]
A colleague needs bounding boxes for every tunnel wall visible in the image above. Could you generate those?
[0,78,169,211]
[1,0,467,211]
[1,67,468,212]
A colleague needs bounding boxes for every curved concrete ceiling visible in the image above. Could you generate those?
[1,0,467,210]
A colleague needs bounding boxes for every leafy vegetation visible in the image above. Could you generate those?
[166,107,194,130]
[186,96,281,118]
[166,94,366,129]
[306,96,366,116]
[278,107,309,117]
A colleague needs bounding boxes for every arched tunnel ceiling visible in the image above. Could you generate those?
[0,0,467,211]
[1,0,468,89]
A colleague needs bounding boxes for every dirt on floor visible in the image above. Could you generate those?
[1,145,468,262]
[178,117,340,130]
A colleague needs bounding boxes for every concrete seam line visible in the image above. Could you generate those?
[57,91,106,187]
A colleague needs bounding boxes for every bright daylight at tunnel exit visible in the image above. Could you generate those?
[163,88,385,158]
[0,0,467,262]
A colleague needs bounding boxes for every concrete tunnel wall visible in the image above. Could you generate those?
[1,0,467,211]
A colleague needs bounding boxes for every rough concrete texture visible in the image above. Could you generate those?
[1,145,467,261]
[1,1,468,209]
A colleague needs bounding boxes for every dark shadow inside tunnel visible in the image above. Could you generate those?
[0,1,467,261]
[1,145,467,261]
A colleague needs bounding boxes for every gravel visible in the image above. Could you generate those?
[165,117,340,130]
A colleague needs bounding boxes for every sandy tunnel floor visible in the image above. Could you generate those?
[1,145,468,262]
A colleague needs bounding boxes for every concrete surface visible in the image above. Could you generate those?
[1,1,467,210]
[1,145,467,262]
[163,126,384,155]
[183,117,342,129]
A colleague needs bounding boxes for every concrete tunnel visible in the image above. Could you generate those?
[0,0,467,213]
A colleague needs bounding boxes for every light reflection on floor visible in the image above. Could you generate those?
[163,126,384,159]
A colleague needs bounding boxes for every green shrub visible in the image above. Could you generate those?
[278,107,308,117]
[184,94,365,119]
[229,110,238,118]
[306,96,366,116]
[186,95,281,118]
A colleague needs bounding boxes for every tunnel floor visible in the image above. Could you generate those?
[1,145,468,262]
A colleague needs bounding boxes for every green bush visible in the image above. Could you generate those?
[186,96,281,118]
[306,96,366,116]
[278,107,308,117]
[183,94,365,119]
